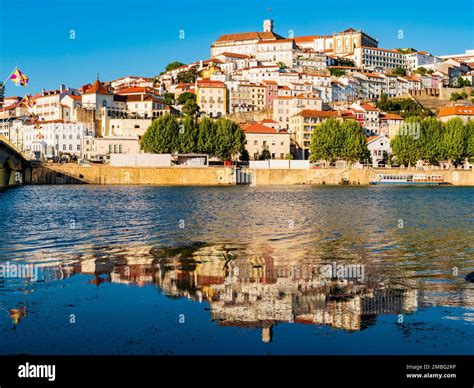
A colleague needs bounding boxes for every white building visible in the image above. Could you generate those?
[351,47,406,70]
[366,134,391,167]
[256,39,297,67]
[404,51,442,71]
[211,19,285,57]
[22,122,94,160]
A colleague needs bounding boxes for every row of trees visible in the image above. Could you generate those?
[140,115,245,161]
[309,119,369,164]
[308,117,473,167]
[391,117,474,166]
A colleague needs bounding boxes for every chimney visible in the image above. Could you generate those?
[263,19,274,33]
[60,84,66,93]
[41,88,46,96]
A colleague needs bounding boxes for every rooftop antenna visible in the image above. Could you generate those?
[96,73,100,81]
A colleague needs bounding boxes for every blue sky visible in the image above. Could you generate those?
[0,0,472,96]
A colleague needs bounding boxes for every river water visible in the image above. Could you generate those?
[0,185,473,355]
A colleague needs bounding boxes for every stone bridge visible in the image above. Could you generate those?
[0,135,31,188]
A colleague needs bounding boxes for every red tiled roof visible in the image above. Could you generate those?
[243,123,285,134]
[219,52,250,59]
[294,36,317,43]
[360,103,379,111]
[197,79,225,88]
[366,135,380,143]
[380,113,403,120]
[215,31,284,43]
[294,110,339,118]
[83,80,113,95]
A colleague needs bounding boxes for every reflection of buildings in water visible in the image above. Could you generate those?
[50,243,421,340]
[149,244,420,340]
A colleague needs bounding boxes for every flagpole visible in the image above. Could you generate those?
[1,66,18,91]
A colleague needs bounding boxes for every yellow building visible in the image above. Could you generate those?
[196,79,227,118]
[290,110,341,159]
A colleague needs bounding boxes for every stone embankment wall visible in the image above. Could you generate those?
[30,164,474,186]
[31,164,236,186]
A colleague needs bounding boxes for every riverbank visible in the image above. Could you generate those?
[29,163,474,186]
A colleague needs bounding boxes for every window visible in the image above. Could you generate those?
[69,144,72,151]
[254,140,258,145]
[77,145,80,151]
[63,145,66,151]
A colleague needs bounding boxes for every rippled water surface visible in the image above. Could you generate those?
[0,185,473,355]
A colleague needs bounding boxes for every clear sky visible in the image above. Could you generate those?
[0,0,473,96]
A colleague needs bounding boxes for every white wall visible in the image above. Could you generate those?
[110,153,172,167]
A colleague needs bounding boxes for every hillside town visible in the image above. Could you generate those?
[1,20,473,168]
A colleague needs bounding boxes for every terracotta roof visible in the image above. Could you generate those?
[380,113,403,120]
[68,95,82,101]
[263,80,278,85]
[243,123,286,134]
[83,80,113,95]
[360,103,379,111]
[294,35,317,43]
[197,79,225,88]
[366,135,379,143]
[219,52,250,59]
[116,87,160,95]
[438,106,474,117]
[294,110,339,118]
[260,119,278,123]
[126,94,163,103]
[214,31,284,43]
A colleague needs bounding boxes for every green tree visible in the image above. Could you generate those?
[177,67,198,83]
[164,93,175,105]
[330,68,346,77]
[140,115,180,153]
[466,120,474,162]
[419,117,444,165]
[443,118,467,165]
[214,118,244,161]
[284,153,293,160]
[239,148,250,162]
[390,117,421,166]
[177,92,196,105]
[413,67,428,75]
[182,99,200,116]
[340,121,369,163]
[258,148,272,160]
[336,58,355,67]
[165,61,185,72]
[309,118,343,164]
[393,67,407,76]
[178,116,199,154]
[197,117,217,155]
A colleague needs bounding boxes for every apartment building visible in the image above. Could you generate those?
[273,95,323,130]
[290,109,341,159]
[196,79,227,117]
